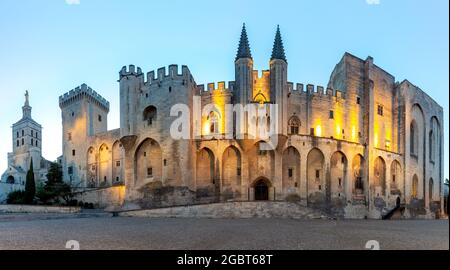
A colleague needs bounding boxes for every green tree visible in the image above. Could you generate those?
[24,159,36,204]
[36,162,73,205]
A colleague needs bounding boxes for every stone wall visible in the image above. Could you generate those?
[0,205,81,214]
[118,201,329,220]
[73,185,125,209]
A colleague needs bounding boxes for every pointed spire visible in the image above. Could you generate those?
[271,25,287,62]
[236,23,252,61]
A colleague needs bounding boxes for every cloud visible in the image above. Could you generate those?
[65,0,80,5]
[366,0,380,4]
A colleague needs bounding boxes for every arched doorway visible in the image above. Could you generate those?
[222,146,242,199]
[253,178,271,201]
[352,154,365,197]
[6,175,15,184]
[99,144,111,187]
[112,141,124,184]
[87,147,97,187]
[282,146,300,194]
[373,156,386,197]
[307,148,325,196]
[330,151,348,199]
[196,147,217,198]
[135,138,163,186]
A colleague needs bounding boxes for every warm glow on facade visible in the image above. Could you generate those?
[252,70,270,103]
[315,125,322,137]
[335,124,341,138]
[351,126,356,141]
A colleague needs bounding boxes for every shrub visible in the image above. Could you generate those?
[7,190,26,204]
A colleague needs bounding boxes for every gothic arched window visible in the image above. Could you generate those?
[208,111,219,134]
[288,116,300,135]
[429,130,434,162]
[410,121,418,156]
[143,106,157,126]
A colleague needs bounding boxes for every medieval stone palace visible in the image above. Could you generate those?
[2,25,444,219]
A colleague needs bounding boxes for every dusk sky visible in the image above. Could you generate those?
[0,0,448,180]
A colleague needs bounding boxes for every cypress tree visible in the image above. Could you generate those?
[24,158,36,204]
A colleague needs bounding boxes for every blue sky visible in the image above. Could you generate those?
[0,0,448,180]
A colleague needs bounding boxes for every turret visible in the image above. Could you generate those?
[234,24,254,105]
[269,25,288,135]
[119,65,144,137]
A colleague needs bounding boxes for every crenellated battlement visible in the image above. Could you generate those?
[252,70,270,79]
[119,65,143,79]
[288,82,345,99]
[59,83,110,111]
[197,81,235,95]
[144,64,192,85]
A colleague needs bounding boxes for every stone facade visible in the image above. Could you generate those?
[58,25,445,219]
